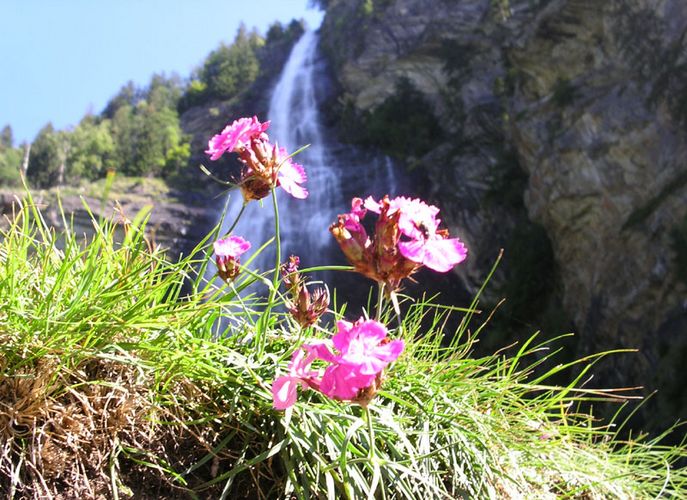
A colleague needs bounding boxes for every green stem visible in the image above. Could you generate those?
[257,188,281,354]
[222,202,248,239]
[365,406,375,458]
[271,188,282,292]
[375,282,385,321]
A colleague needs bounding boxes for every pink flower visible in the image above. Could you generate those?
[318,364,377,401]
[332,320,405,375]
[205,116,308,201]
[213,235,251,282]
[332,195,467,290]
[271,318,404,409]
[318,319,404,400]
[205,116,270,161]
[364,195,468,273]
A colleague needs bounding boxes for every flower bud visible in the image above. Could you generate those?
[213,236,251,282]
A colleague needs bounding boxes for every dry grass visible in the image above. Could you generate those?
[0,354,242,499]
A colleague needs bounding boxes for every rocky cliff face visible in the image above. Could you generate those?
[318,0,687,429]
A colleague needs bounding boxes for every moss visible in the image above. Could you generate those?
[353,78,444,162]
[551,78,578,107]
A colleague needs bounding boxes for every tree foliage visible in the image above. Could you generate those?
[199,25,263,101]
[179,21,304,112]
[0,126,22,186]
[1,125,13,148]
[67,117,116,180]
[27,124,68,188]
[19,73,190,188]
[361,78,444,160]
[106,74,189,178]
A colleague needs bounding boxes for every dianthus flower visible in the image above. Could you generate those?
[213,235,251,282]
[205,116,308,201]
[315,319,405,404]
[365,196,468,273]
[271,318,404,409]
[281,255,329,328]
[330,195,467,291]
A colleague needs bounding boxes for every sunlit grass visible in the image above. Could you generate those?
[0,194,685,498]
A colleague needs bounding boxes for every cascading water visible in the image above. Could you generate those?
[209,29,405,291]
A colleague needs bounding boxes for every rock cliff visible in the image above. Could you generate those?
[317,0,687,429]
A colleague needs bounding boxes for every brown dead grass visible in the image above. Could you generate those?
[0,355,246,499]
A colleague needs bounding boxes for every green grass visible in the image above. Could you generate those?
[1,192,685,498]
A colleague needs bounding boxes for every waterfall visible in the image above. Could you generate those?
[209,30,404,288]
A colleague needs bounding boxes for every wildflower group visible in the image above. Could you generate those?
[205,116,467,409]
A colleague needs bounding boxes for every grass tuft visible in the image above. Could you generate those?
[1,195,685,498]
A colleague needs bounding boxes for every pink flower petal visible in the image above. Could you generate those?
[400,237,467,272]
[213,235,251,258]
[363,196,382,213]
[332,319,403,375]
[319,364,376,400]
[272,376,300,410]
[303,341,338,364]
[351,198,367,218]
[206,116,270,160]
[397,239,425,264]
[375,339,405,363]
[278,160,308,199]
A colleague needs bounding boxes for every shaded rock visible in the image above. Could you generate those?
[318,0,687,429]
[507,0,687,428]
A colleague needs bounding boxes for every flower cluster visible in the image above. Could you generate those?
[206,116,308,202]
[272,318,404,409]
[281,255,329,328]
[213,235,251,282]
[204,117,468,413]
[330,195,467,291]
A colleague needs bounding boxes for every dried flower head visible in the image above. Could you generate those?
[281,255,329,328]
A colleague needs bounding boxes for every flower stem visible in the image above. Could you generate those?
[271,188,282,292]
[376,282,385,321]
[257,188,281,354]
[222,201,248,239]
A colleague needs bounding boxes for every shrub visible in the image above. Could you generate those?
[361,78,444,162]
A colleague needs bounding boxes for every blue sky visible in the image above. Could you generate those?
[0,1,323,144]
